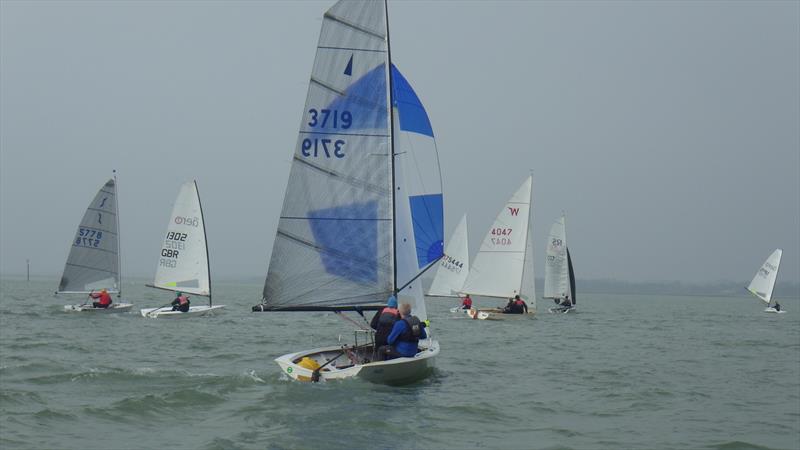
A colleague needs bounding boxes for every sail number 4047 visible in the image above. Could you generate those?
[491,228,513,246]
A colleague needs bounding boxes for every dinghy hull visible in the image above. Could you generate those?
[275,340,439,386]
[140,305,225,318]
[64,303,133,313]
[466,308,535,320]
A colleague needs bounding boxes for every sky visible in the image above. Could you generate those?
[1,0,798,284]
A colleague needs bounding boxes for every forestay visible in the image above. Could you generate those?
[544,215,570,300]
[57,178,120,294]
[152,181,211,297]
[428,215,470,297]
[747,248,782,303]
[462,176,534,300]
[260,0,442,317]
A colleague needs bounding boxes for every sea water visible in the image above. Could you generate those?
[1,278,798,450]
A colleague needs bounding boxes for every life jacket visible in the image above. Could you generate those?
[399,316,423,343]
[377,307,399,326]
[514,299,525,307]
[98,292,112,305]
[462,297,472,307]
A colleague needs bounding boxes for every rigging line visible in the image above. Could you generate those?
[335,311,371,331]
[396,253,444,293]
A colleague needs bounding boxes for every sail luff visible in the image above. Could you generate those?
[747,248,782,303]
[385,0,397,294]
[114,171,123,297]
[195,181,212,307]
[57,177,121,295]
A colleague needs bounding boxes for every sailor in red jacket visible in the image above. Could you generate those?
[461,295,473,310]
[171,292,191,312]
[89,289,112,309]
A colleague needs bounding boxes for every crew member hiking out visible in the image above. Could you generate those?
[90,288,112,309]
[370,295,400,348]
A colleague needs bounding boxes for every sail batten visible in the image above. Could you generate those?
[57,178,120,294]
[151,181,211,298]
[461,176,534,300]
[747,249,782,303]
[258,0,441,320]
[544,215,570,300]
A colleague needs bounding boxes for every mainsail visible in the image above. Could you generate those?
[57,178,121,294]
[151,181,211,299]
[428,214,470,297]
[544,215,570,300]
[258,0,442,319]
[747,248,782,303]
[461,176,534,299]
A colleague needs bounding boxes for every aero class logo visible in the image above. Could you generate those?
[508,207,519,216]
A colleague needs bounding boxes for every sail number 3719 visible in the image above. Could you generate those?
[302,108,352,158]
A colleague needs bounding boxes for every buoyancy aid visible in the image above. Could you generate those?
[462,297,473,308]
[399,316,423,343]
[377,307,399,326]
[92,291,112,305]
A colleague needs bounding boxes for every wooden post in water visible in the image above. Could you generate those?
[26,259,30,282]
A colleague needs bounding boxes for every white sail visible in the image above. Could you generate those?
[520,203,536,309]
[544,215,570,299]
[259,0,442,314]
[747,249,782,303]
[152,181,211,297]
[428,215,470,297]
[462,176,533,299]
[57,178,120,294]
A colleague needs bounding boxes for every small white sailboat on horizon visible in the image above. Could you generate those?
[747,248,785,314]
[428,214,470,309]
[460,175,536,320]
[251,0,443,385]
[58,174,133,313]
[545,214,577,313]
[141,181,224,318]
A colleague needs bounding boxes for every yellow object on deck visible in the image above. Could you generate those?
[297,357,321,371]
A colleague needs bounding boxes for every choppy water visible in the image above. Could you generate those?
[1,278,798,450]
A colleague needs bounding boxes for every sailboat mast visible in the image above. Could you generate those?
[114,170,123,298]
[195,180,212,307]
[385,0,398,294]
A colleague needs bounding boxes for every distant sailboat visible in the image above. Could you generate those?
[429,214,469,298]
[460,176,535,320]
[747,249,785,313]
[141,181,224,318]
[58,175,133,313]
[251,0,443,384]
[545,214,577,313]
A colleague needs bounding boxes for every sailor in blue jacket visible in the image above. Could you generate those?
[383,302,427,359]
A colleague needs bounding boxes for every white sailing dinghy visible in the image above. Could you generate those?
[58,175,133,313]
[545,214,577,313]
[252,0,444,385]
[747,249,785,314]
[141,181,224,318]
[428,215,471,313]
[460,176,536,320]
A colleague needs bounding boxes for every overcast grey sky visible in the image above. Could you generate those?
[1,0,798,284]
